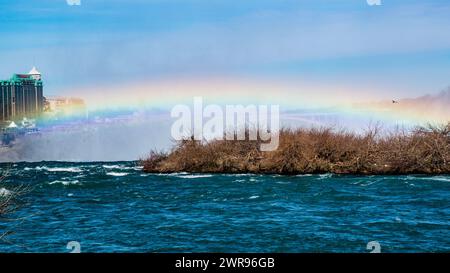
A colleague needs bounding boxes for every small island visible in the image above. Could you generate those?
[142,123,450,175]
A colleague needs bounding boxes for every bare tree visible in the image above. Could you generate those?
[0,169,31,243]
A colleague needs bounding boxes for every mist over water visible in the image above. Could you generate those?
[0,113,173,162]
[0,109,422,163]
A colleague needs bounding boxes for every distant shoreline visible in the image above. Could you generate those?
[142,123,450,175]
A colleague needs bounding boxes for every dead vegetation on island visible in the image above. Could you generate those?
[142,123,450,175]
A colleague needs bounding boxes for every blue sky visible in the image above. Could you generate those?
[1,0,450,99]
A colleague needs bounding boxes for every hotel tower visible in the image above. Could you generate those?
[0,67,44,122]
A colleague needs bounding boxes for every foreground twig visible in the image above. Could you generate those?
[0,167,32,247]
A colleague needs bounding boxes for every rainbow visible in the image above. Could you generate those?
[51,76,448,126]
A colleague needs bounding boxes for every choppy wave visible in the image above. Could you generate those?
[1,161,449,253]
[102,164,122,169]
[318,173,333,179]
[176,174,213,179]
[106,172,129,177]
[224,173,254,177]
[24,166,83,173]
[234,179,247,183]
[48,180,80,186]
[403,175,450,182]
[103,164,142,171]
[419,176,450,182]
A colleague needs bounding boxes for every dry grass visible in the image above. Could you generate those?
[142,123,450,175]
[0,169,30,242]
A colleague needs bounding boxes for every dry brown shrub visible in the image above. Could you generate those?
[142,123,450,175]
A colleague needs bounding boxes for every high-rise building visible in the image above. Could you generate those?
[0,67,44,121]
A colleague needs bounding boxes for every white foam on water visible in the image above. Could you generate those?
[177,174,213,179]
[249,195,260,199]
[155,172,189,176]
[234,179,246,183]
[106,172,129,177]
[403,176,417,181]
[318,173,333,179]
[0,188,12,197]
[102,164,122,169]
[49,180,80,186]
[404,175,450,183]
[359,180,379,187]
[428,176,450,182]
[30,166,83,173]
[224,173,253,177]
[103,164,142,171]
